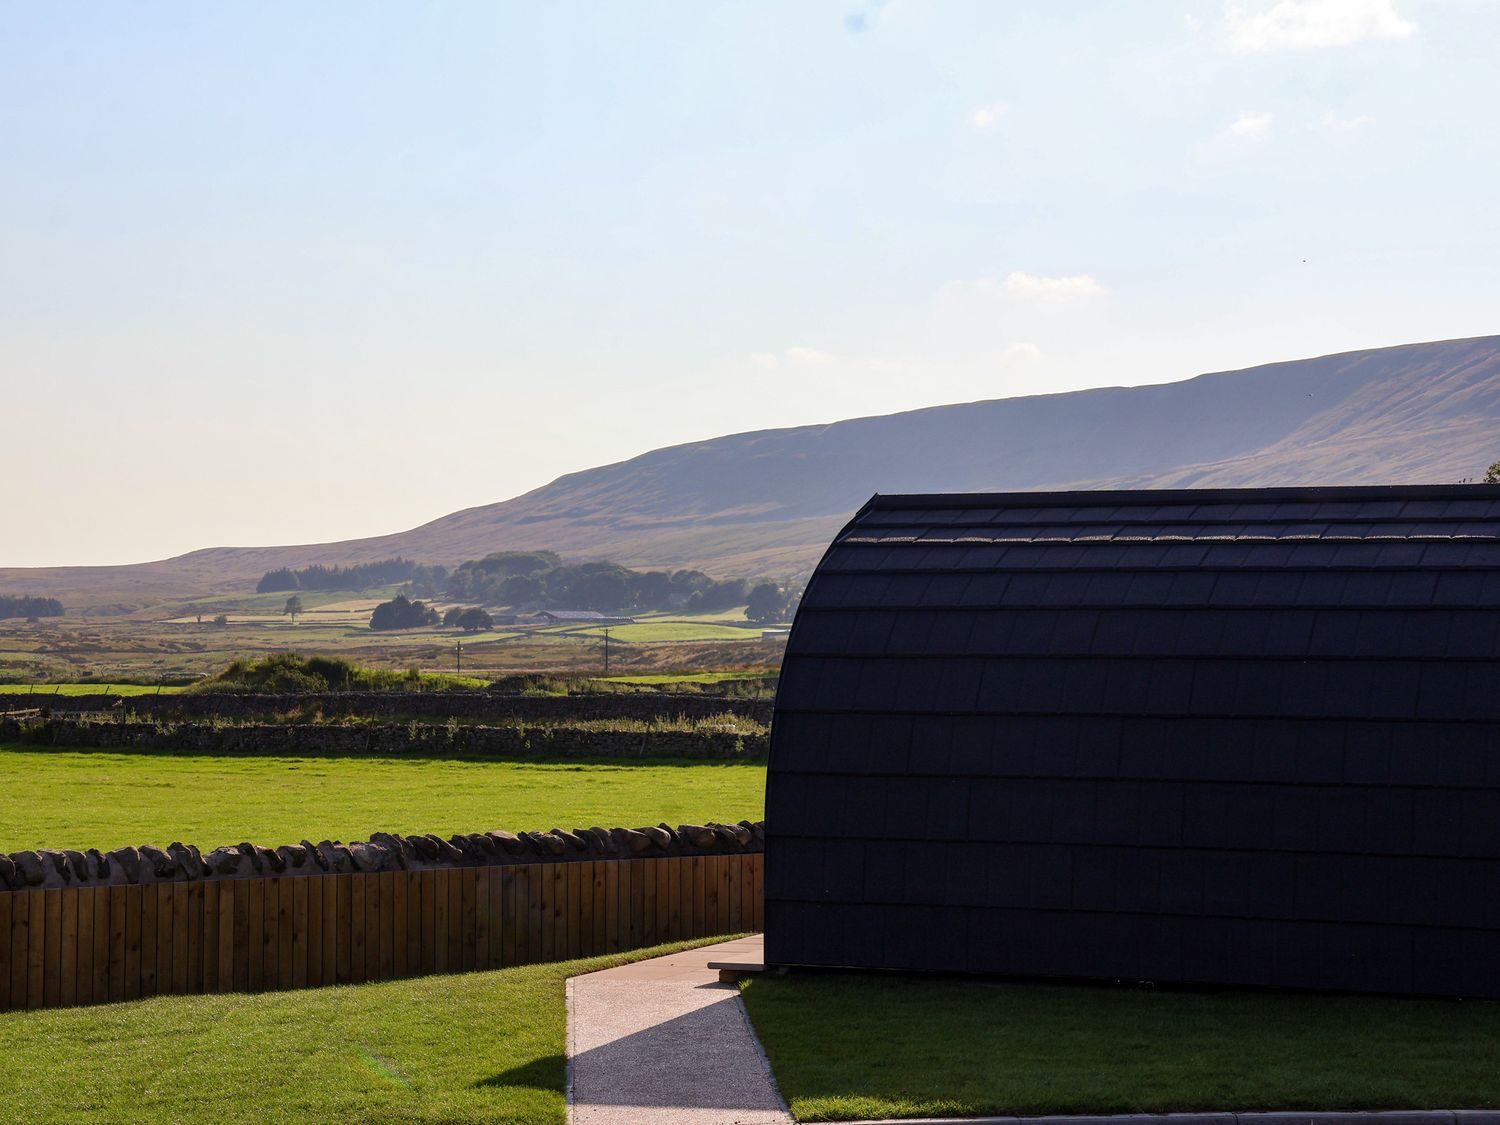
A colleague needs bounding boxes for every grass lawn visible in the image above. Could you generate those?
[0,939,716,1125]
[742,971,1500,1122]
[0,745,765,852]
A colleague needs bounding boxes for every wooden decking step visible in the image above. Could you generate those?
[706,959,765,982]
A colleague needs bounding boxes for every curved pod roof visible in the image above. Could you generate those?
[766,484,1500,996]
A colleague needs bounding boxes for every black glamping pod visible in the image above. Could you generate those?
[765,485,1500,997]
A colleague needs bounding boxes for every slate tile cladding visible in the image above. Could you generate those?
[764,485,1500,997]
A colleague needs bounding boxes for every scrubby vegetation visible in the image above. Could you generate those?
[189,653,441,693]
[0,595,63,621]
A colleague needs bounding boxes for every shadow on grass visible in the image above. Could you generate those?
[473,1053,565,1091]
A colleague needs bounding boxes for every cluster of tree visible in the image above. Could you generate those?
[0,595,63,621]
[0,595,64,621]
[446,551,753,614]
[368,593,440,631]
[257,557,447,596]
[443,606,494,632]
[1487,460,1500,484]
[744,582,800,624]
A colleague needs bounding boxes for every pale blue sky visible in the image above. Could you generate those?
[4,1,1496,566]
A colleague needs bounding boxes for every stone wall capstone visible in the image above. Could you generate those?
[0,819,764,892]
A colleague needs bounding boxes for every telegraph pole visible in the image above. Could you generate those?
[602,628,610,677]
[454,640,462,676]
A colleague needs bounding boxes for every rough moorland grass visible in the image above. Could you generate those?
[0,745,766,852]
[742,971,1500,1122]
[0,939,716,1125]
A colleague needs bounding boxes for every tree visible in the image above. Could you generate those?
[745,582,787,624]
[282,595,304,624]
[443,606,465,627]
[212,614,229,627]
[369,593,440,631]
[1486,460,1500,484]
[457,607,494,633]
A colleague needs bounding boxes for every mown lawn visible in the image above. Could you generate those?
[742,971,1500,1122]
[0,940,713,1125]
[0,745,765,852]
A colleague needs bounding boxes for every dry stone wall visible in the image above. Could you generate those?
[1,715,766,759]
[2,690,773,724]
[0,819,764,892]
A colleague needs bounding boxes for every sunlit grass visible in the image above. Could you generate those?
[0,939,718,1125]
[0,744,766,852]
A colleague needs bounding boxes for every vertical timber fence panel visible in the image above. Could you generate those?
[0,854,760,1012]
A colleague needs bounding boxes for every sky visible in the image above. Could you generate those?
[3,0,1498,567]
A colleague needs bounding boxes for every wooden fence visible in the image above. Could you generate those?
[0,853,763,1012]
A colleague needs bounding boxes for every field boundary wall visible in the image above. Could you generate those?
[0,691,773,724]
[0,716,766,759]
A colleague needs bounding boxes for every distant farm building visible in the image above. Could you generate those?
[767,485,1500,998]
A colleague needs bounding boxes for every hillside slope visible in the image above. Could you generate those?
[6,335,1498,610]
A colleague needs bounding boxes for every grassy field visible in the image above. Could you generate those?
[569,620,761,642]
[0,683,188,695]
[0,939,718,1125]
[0,608,785,683]
[601,671,774,685]
[0,745,765,852]
[742,971,1500,1122]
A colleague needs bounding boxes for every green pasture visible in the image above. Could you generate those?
[0,745,766,853]
[0,683,187,696]
[601,671,774,684]
[566,621,759,642]
[0,939,718,1125]
[743,971,1500,1121]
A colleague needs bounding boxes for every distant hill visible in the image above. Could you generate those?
[6,334,1499,612]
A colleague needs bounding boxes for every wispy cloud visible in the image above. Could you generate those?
[1199,110,1274,160]
[996,271,1107,300]
[1225,109,1274,142]
[1313,109,1374,135]
[969,103,1008,130]
[1000,342,1044,364]
[942,273,1107,301]
[1225,0,1416,53]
